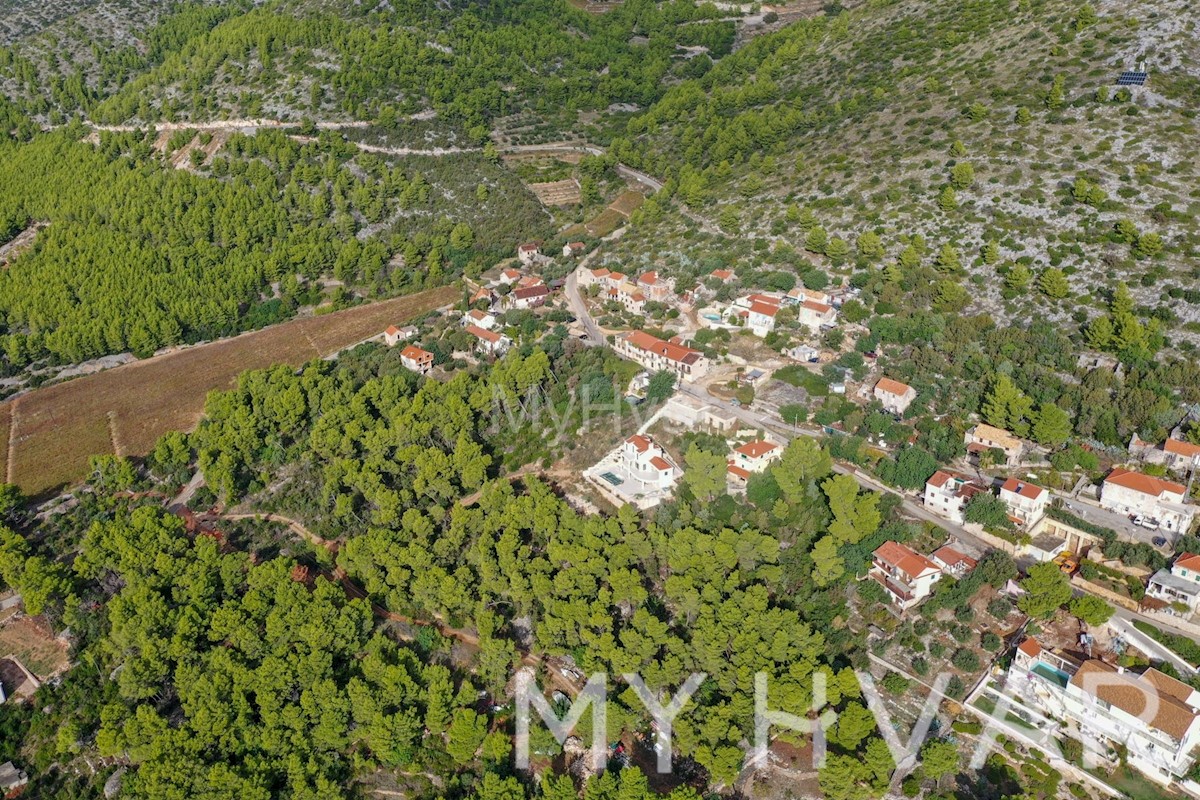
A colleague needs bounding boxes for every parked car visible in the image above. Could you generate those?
[1153,536,1168,548]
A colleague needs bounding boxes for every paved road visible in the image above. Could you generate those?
[563,270,603,347]
[1049,489,1173,548]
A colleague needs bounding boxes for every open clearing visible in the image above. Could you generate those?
[0,617,69,679]
[3,285,457,496]
[527,178,581,206]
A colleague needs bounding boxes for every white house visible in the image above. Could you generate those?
[1100,468,1197,533]
[399,345,434,375]
[965,424,1024,467]
[1145,553,1200,614]
[466,324,510,356]
[517,242,540,266]
[1009,638,1200,786]
[874,377,916,416]
[1163,438,1200,473]
[383,325,418,347]
[746,300,779,336]
[923,470,987,524]
[931,544,977,578]
[869,541,942,611]
[796,299,837,331]
[786,286,831,306]
[616,331,708,383]
[509,284,550,310]
[727,440,781,484]
[563,241,586,258]
[462,309,496,330]
[999,477,1048,527]
[620,434,681,492]
[786,344,820,363]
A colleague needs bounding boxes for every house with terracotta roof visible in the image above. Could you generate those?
[930,544,977,578]
[636,271,673,302]
[785,286,831,306]
[606,284,646,313]
[470,287,497,308]
[1145,553,1200,614]
[999,477,1048,527]
[1009,636,1200,786]
[383,325,418,347]
[462,309,496,330]
[746,300,779,336]
[516,274,546,290]
[965,424,1024,467]
[923,470,988,524]
[465,324,510,356]
[1161,437,1200,472]
[873,377,916,416]
[517,242,541,266]
[728,440,781,482]
[795,299,837,331]
[580,267,612,288]
[869,541,942,610]
[584,434,682,509]
[508,284,550,310]
[1100,468,1196,533]
[399,345,434,375]
[615,331,708,383]
[563,241,586,258]
[709,269,735,283]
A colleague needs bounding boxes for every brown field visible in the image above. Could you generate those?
[527,179,581,206]
[4,285,457,496]
[609,190,645,217]
[0,617,69,679]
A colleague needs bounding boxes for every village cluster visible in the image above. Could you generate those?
[368,241,1200,795]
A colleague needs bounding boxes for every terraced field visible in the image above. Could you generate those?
[3,285,457,496]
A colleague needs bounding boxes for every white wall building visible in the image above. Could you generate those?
[873,377,916,416]
[1009,638,1200,787]
[1100,468,1196,533]
[999,477,1048,527]
[869,541,942,611]
[923,470,987,524]
[615,331,708,383]
[1146,553,1200,614]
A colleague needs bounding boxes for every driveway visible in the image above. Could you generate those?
[564,269,603,347]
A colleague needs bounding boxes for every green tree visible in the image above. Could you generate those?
[446,708,488,765]
[921,739,960,784]
[1134,232,1163,258]
[857,231,884,260]
[1018,562,1072,620]
[1032,403,1072,447]
[682,443,727,503]
[772,438,832,503]
[938,186,958,212]
[1046,74,1066,109]
[823,474,881,545]
[645,371,676,404]
[1069,595,1113,625]
[1004,263,1032,292]
[934,243,960,273]
[1038,268,1070,299]
[950,162,975,189]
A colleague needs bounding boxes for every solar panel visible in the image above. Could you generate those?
[1116,71,1148,86]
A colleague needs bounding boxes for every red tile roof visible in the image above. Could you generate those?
[466,324,501,343]
[932,545,977,571]
[1017,637,1041,658]
[727,462,752,481]
[590,268,611,279]
[1175,553,1200,572]
[623,331,703,366]
[926,470,960,489]
[749,301,779,318]
[801,299,833,313]
[518,242,539,252]
[514,285,549,299]
[400,345,432,362]
[649,456,672,471]
[875,377,912,397]
[711,269,734,281]
[638,271,658,285]
[1001,477,1046,500]
[873,541,940,579]
[735,440,779,459]
[1165,438,1200,459]
[626,434,652,452]
[1105,467,1186,498]
[385,325,401,335]
[747,293,781,306]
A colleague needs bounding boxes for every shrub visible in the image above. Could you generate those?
[981,632,1002,651]
[952,649,981,672]
[987,598,1012,619]
[882,672,911,694]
